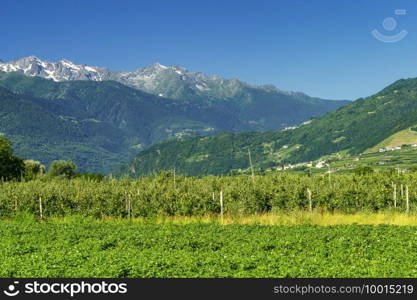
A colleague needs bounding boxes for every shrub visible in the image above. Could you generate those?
[354,166,374,176]
[47,160,77,179]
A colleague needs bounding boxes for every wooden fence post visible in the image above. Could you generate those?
[307,188,312,213]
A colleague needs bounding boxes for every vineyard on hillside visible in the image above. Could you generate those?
[1,171,417,218]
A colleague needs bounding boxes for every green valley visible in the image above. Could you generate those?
[122,78,417,176]
[0,70,346,173]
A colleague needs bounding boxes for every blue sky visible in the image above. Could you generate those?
[2,0,417,100]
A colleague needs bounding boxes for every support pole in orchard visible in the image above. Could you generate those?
[307,188,312,213]
[173,168,176,190]
[39,196,43,220]
[328,165,331,187]
[401,184,404,200]
[128,193,132,219]
[124,190,128,216]
[392,182,397,208]
[124,190,132,219]
[406,185,409,214]
[220,190,224,220]
[248,149,255,183]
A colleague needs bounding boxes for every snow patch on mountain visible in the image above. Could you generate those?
[0,56,110,82]
[0,56,309,101]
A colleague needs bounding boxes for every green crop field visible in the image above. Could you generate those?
[2,172,417,278]
[1,219,417,278]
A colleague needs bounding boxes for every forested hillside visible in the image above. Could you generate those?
[122,78,417,176]
[0,71,347,173]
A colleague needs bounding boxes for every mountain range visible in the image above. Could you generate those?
[121,77,417,176]
[0,56,344,106]
[0,56,348,173]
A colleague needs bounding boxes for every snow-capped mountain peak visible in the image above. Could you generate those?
[59,59,81,70]
[0,56,109,82]
[152,62,168,69]
[0,56,299,101]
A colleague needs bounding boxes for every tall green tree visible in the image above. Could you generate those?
[0,137,25,181]
[24,160,46,180]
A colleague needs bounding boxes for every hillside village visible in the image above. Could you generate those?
[378,144,417,153]
[272,142,417,175]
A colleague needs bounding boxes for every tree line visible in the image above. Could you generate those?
[0,136,102,181]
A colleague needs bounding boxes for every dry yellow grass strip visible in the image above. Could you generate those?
[153,212,417,226]
[49,211,417,226]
